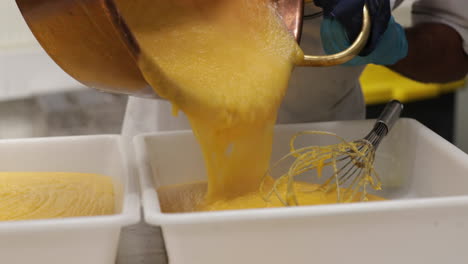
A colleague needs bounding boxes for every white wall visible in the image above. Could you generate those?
[0,1,86,101]
[0,2,125,139]
[0,1,39,50]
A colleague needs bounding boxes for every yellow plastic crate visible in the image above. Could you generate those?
[360,64,466,105]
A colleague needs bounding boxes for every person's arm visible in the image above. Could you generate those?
[388,23,468,83]
[315,0,468,82]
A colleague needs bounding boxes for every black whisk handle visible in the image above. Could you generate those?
[376,100,404,132]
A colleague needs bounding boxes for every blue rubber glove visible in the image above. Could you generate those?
[314,0,408,66]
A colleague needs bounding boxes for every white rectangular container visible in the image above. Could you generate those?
[0,135,140,264]
[135,118,468,264]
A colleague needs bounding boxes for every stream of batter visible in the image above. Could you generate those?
[116,0,382,212]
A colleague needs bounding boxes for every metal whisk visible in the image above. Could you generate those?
[319,100,404,201]
[264,100,404,205]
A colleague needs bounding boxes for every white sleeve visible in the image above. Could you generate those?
[391,0,405,10]
[411,0,468,54]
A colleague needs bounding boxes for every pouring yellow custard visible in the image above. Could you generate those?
[116,0,383,212]
[0,172,115,221]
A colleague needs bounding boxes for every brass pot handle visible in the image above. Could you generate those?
[297,5,371,67]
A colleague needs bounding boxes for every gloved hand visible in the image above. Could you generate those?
[314,0,408,66]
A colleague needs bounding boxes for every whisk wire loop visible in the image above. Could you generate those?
[263,101,403,206]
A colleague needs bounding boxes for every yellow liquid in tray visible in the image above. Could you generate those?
[157,181,384,213]
[0,172,115,221]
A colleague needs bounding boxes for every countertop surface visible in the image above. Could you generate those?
[117,222,168,264]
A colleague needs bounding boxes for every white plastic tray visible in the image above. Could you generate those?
[0,135,140,264]
[135,118,468,264]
